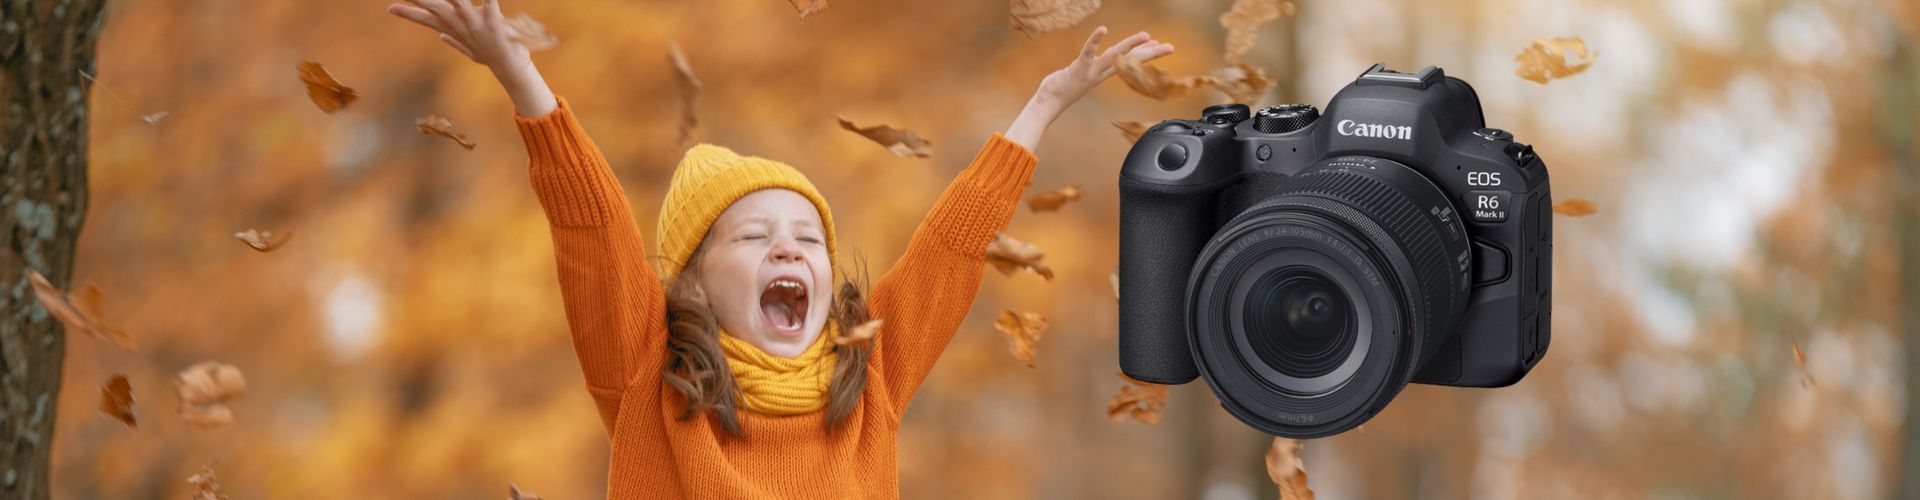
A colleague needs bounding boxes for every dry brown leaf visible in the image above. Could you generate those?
[510,482,543,500]
[1221,0,1290,64]
[985,232,1055,280]
[234,228,293,252]
[1793,341,1816,387]
[1266,437,1315,500]
[1116,55,1217,100]
[176,361,247,428]
[668,41,702,148]
[505,12,559,50]
[995,310,1049,367]
[1210,62,1275,104]
[187,465,224,500]
[834,318,884,347]
[837,116,933,158]
[1114,120,1151,143]
[28,270,134,351]
[787,0,829,18]
[1008,0,1101,38]
[296,59,356,113]
[1551,198,1597,216]
[1027,185,1083,212]
[415,115,477,150]
[101,374,136,429]
[1514,37,1597,84]
[1106,373,1167,424]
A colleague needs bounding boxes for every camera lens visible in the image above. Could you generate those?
[1185,155,1471,438]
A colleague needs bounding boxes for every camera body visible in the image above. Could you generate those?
[1118,64,1553,437]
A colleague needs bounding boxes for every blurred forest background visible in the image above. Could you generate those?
[31,0,1920,498]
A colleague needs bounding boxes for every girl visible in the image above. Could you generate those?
[388,0,1173,497]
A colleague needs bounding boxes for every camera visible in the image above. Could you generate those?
[1117,64,1553,438]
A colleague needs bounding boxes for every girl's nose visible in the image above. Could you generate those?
[769,237,805,263]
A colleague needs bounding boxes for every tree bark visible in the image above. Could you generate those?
[1890,42,1920,500]
[0,1,107,498]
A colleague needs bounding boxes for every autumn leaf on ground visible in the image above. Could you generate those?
[1551,198,1597,216]
[415,115,477,150]
[985,232,1056,280]
[1114,120,1151,143]
[1116,54,1217,100]
[296,59,356,113]
[837,116,933,158]
[1793,341,1816,388]
[834,318,884,347]
[187,465,224,500]
[510,482,544,500]
[669,41,702,148]
[1007,0,1101,38]
[1514,37,1597,84]
[1210,62,1275,105]
[234,229,293,252]
[175,361,247,428]
[1027,185,1083,212]
[995,310,1049,367]
[1106,373,1167,424]
[1221,0,1291,64]
[101,374,136,428]
[787,0,829,18]
[1266,437,1315,500]
[28,269,134,351]
[505,12,559,50]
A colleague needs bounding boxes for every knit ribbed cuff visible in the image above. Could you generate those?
[923,132,1038,257]
[516,96,622,227]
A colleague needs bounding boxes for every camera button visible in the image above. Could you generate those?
[1473,127,1513,142]
[1156,143,1189,171]
[1464,190,1509,222]
[1472,240,1510,285]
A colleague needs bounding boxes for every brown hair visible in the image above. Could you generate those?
[659,248,872,437]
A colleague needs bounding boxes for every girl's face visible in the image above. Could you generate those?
[696,189,833,358]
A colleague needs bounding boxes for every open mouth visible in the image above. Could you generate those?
[759,276,809,335]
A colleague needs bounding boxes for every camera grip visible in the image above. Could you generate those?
[1118,175,1237,384]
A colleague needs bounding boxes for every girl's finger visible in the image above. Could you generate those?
[408,0,468,33]
[484,0,504,22]
[1079,26,1108,60]
[440,33,478,61]
[452,0,484,32]
[1132,41,1176,63]
[389,4,453,34]
[1099,31,1154,62]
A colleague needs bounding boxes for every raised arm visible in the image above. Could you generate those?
[869,27,1172,416]
[391,0,662,435]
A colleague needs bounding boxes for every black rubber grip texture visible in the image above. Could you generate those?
[1118,174,1240,384]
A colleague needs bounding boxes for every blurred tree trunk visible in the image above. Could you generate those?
[0,1,107,499]
[1891,42,1920,500]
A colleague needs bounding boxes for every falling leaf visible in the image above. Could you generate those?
[836,116,934,158]
[1106,373,1167,424]
[1551,198,1597,216]
[510,482,544,500]
[1514,37,1597,84]
[994,310,1049,367]
[669,41,702,148]
[834,318,884,346]
[985,232,1055,280]
[505,12,559,50]
[1793,341,1816,387]
[787,0,829,18]
[187,465,224,500]
[233,228,294,252]
[1266,437,1315,500]
[296,59,357,113]
[1114,120,1151,143]
[1220,0,1290,64]
[100,375,136,428]
[1210,62,1274,104]
[1116,54,1217,100]
[140,111,170,125]
[415,115,477,150]
[28,269,134,351]
[1007,0,1101,38]
[175,361,247,428]
[1027,185,1083,212]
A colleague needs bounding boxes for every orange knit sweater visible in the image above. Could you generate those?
[514,97,1038,499]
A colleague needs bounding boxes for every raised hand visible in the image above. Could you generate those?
[389,0,557,116]
[1005,26,1175,151]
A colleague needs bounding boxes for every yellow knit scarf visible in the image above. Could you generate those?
[717,323,839,416]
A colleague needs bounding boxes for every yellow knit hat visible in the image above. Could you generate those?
[657,144,837,279]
